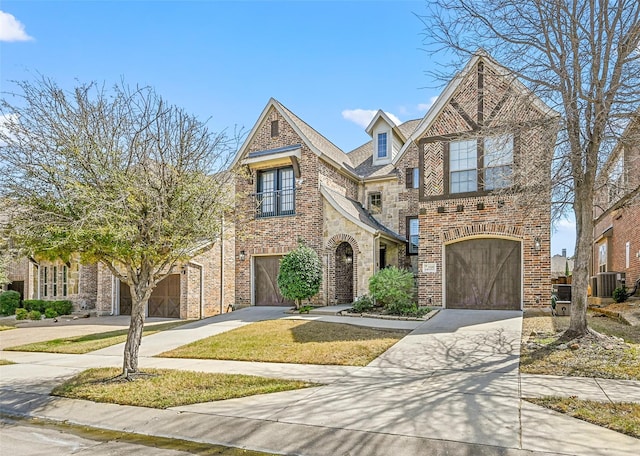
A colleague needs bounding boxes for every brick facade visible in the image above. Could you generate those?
[593,117,640,290]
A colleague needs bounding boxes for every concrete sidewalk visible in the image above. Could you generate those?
[1,308,639,455]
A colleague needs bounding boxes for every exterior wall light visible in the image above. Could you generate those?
[533,237,541,252]
[239,250,246,261]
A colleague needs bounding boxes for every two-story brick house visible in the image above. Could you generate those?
[233,52,558,310]
[592,113,640,294]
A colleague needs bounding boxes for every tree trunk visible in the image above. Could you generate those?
[565,196,593,338]
[122,295,147,377]
[122,267,153,378]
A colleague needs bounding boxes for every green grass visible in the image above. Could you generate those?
[0,325,15,331]
[52,367,316,409]
[0,359,15,365]
[159,319,409,366]
[526,396,640,439]
[4,321,188,354]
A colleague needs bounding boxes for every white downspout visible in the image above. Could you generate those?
[189,260,205,319]
[219,216,224,315]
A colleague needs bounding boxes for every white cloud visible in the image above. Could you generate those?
[417,96,439,112]
[0,11,33,42]
[555,217,576,230]
[341,109,401,128]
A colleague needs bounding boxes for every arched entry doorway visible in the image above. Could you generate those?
[335,242,354,304]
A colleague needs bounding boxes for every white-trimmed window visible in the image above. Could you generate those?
[42,266,49,297]
[608,155,624,202]
[626,242,630,269]
[407,217,419,255]
[53,266,58,297]
[598,243,607,273]
[368,192,382,214]
[62,265,68,297]
[450,139,478,193]
[484,134,513,190]
[377,132,388,159]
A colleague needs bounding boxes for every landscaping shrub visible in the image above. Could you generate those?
[27,310,42,320]
[369,267,415,309]
[277,242,322,309]
[351,295,374,313]
[0,291,21,315]
[613,287,628,303]
[386,301,429,318]
[44,308,58,319]
[23,300,46,312]
[15,308,28,320]
[52,300,73,316]
[23,299,73,315]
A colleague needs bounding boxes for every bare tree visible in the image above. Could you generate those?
[422,0,640,337]
[0,78,237,377]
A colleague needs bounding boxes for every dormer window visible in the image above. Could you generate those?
[377,132,388,159]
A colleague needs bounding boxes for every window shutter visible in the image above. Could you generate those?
[406,168,413,188]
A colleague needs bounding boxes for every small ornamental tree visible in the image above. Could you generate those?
[277,243,322,309]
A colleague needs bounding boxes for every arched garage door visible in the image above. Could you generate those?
[119,274,181,317]
[445,238,521,310]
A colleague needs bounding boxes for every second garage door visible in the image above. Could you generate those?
[119,274,181,318]
[445,238,521,310]
[254,256,294,306]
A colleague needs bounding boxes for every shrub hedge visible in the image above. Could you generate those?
[22,300,73,317]
[0,291,21,316]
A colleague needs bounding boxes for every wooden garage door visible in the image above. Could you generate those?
[446,238,521,310]
[119,274,181,318]
[254,256,294,306]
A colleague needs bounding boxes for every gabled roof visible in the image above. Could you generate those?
[320,185,405,243]
[231,98,356,175]
[365,110,397,134]
[349,119,421,179]
[393,51,560,165]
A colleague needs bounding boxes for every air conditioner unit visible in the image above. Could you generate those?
[596,272,618,298]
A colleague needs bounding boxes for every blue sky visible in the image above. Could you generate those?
[0,0,575,255]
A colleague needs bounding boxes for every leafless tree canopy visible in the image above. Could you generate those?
[421,0,640,336]
[0,78,238,375]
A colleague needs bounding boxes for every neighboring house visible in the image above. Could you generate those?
[2,227,235,319]
[233,52,557,310]
[3,241,234,319]
[593,113,640,293]
[551,249,574,279]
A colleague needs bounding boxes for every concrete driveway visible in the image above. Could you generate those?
[175,309,524,448]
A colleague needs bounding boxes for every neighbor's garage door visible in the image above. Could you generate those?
[254,256,294,306]
[445,238,521,310]
[119,274,181,318]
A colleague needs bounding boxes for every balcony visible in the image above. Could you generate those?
[255,188,296,218]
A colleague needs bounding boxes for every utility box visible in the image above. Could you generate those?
[555,301,571,316]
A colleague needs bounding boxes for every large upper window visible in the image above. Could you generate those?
[377,132,388,159]
[484,134,513,190]
[257,166,295,218]
[407,217,419,255]
[598,243,607,272]
[449,135,514,194]
[450,140,478,193]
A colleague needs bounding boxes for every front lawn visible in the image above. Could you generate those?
[526,396,640,439]
[520,313,640,380]
[159,319,409,366]
[4,321,188,354]
[52,367,315,409]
